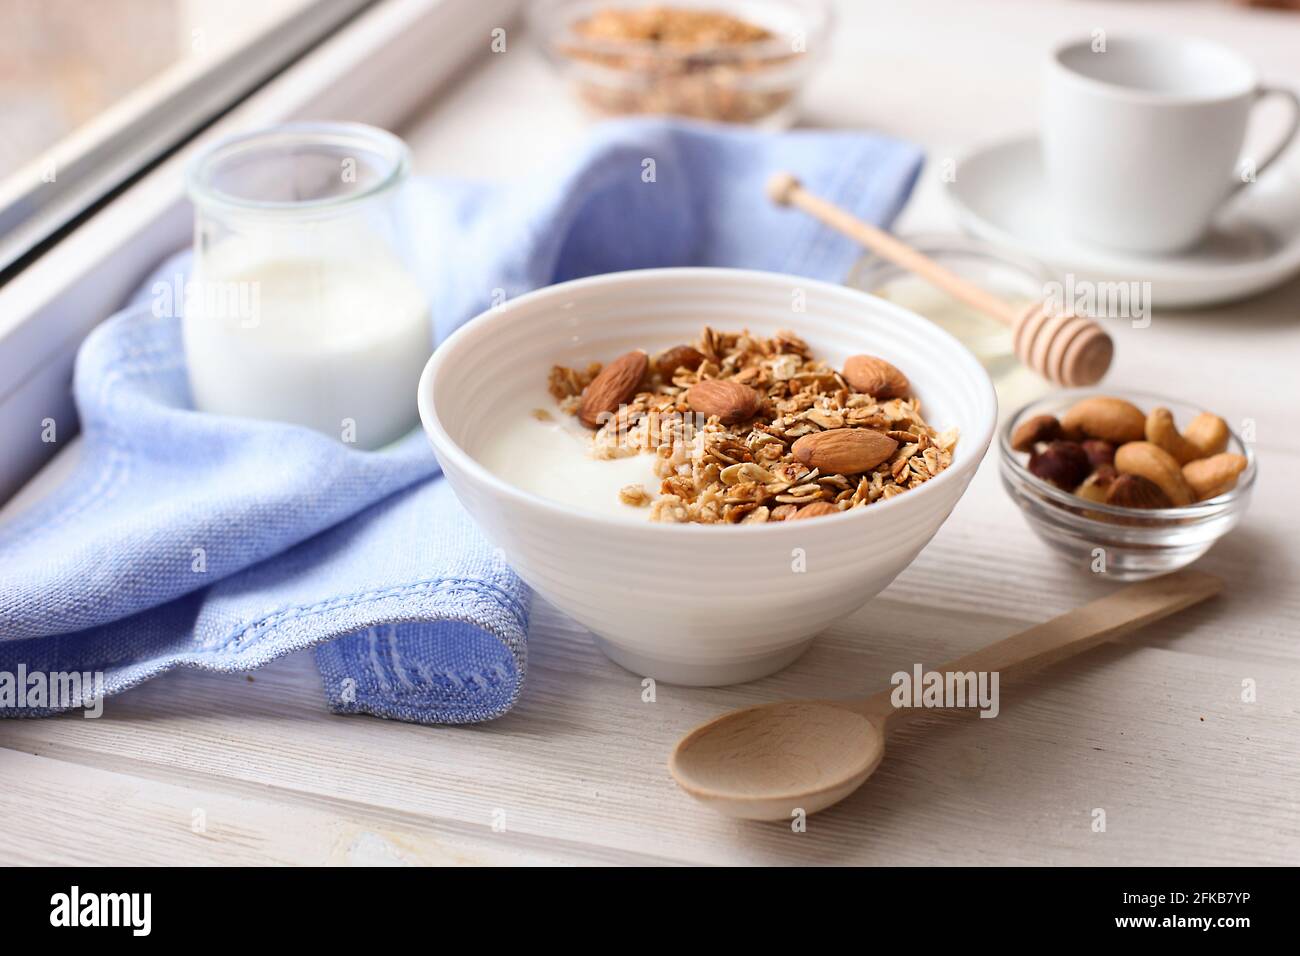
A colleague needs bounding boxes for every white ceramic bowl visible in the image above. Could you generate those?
[418,268,996,685]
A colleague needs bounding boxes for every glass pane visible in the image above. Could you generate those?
[0,0,339,276]
[0,0,322,169]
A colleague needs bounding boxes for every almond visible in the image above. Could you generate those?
[577,350,647,428]
[1060,396,1146,444]
[1114,440,1193,507]
[1075,464,1118,503]
[842,355,910,399]
[1104,473,1172,510]
[789,501,839,520]
[792,428,898,474]
[687,379,761,424]
[1183,452,1247,501]
[655,345,705,377]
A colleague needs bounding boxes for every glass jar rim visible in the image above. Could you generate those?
[852,231,1054,290]
[186,122,411,219]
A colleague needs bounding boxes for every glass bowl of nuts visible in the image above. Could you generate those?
[528,0,832,127]
[999,390,1256,581]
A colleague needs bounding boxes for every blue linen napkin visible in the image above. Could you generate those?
[0,118,922,722]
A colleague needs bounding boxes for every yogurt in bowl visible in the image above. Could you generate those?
[475,327,959,525]
[419,268,997,685]
[474,396,663,522]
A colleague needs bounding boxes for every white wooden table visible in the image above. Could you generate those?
[3,0,1299,866]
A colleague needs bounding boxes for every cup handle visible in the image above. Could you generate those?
[1230,85,1300,196]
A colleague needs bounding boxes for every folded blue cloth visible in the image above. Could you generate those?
[0,118,922,722]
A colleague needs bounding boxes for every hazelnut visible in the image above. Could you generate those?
[1104,473,1172,510]
[1011,414,1062,452]
[1082,439,1115,470]
[1028,440,1091,490]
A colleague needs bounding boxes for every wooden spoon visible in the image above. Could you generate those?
[670,570,1221,821]
[766,172,1114,388]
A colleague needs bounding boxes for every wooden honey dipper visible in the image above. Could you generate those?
[767,172,1113,387]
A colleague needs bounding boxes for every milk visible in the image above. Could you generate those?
[183,250,430,449]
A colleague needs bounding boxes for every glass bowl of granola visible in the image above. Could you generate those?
[528,0,832,127]
[418,268,996,685]
[1000,390,1257,581]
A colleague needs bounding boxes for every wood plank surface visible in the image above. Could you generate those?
[3,0,1299,866]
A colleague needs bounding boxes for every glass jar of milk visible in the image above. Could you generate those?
[184,123,430,449]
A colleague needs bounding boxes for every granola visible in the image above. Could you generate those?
[557,6,800,125]
[574,7,772,47]
[548,328,958,523]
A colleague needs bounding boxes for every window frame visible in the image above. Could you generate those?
[0,0,380,282]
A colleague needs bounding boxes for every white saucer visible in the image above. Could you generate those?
[944,135,1300,309]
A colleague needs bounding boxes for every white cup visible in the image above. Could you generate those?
[1042,35,1300,255]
